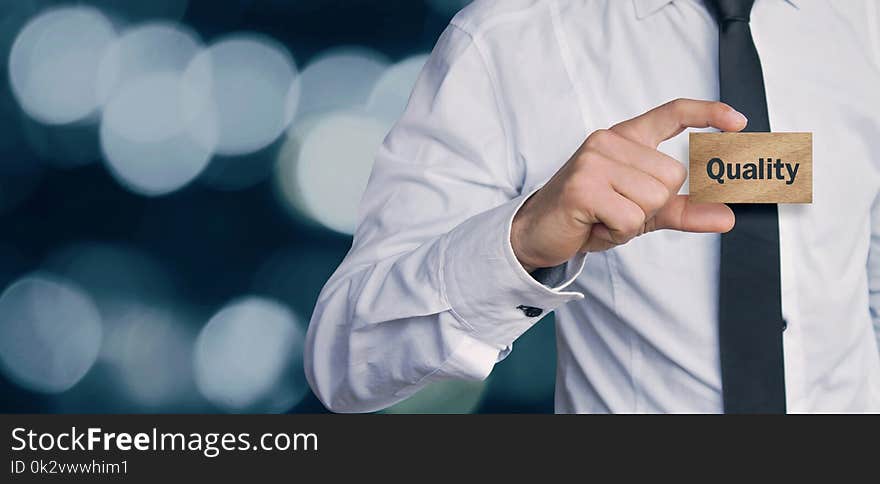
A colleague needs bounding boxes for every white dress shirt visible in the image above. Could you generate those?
[304,0,880,413]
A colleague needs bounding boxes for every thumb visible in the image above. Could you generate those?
[652,195,735,233]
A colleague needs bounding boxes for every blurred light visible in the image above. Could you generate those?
[0,0,42,72]
[384,379,488,414]
[8,6,116,124]
[0,273,102,394]
[96,21,202,107]
[272,113,324,227]
[425,0,472,16]
[182,34,299,156]
[296,46,388,116]
[102,302,197,409]
[367,54,429,123]
[100,72,217,196]
[276,111,389,235]
[42,243,200,410]
[276,52,428,233]
[194,297,308,413]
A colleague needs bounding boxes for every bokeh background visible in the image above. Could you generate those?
[0,0,559,414]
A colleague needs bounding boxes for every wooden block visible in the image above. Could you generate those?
[688,132,812,204]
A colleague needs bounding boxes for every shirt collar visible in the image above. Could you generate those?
[633,0,799,20]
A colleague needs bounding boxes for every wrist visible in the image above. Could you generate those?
[511,204,541,273]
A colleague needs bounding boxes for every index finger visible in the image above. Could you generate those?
[610,98,748,148]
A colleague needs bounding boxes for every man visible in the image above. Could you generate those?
[304,0,880,413]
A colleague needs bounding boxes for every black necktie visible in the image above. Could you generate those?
[706,0,787,413]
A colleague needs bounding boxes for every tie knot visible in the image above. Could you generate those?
[706,0,755,24]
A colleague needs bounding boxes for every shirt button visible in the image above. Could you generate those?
[516,305,543,318]
[781,319,788,332]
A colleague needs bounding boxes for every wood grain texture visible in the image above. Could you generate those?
[689,132,812,204]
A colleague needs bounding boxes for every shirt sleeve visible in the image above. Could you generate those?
[303,23,585,413]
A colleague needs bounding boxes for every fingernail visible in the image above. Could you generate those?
[732,110,748,126]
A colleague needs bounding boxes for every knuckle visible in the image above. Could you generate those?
[575,148,607,173]
[586,129,615,150]
[575,147,596,164]
[619,208,646,236]
[645,182,671,210]
[665,161,688,186]
[610,124,637,144]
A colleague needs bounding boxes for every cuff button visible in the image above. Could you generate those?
[516,305,544,318]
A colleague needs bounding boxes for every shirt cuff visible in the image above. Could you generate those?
[440,189,586,351]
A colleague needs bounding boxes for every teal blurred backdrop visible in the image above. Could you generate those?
[0,0,558,414]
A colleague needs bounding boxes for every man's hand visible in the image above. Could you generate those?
[511,98,747,272]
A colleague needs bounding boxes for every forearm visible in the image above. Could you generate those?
[304,194,584,413]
